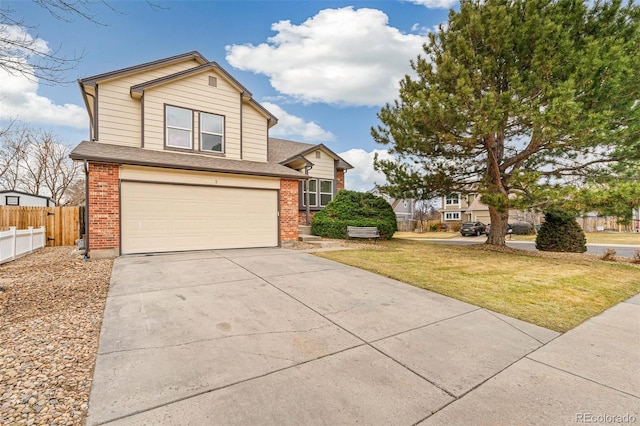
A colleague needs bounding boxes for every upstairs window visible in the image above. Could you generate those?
[166,106,192,149]
[200,112,224,153]
[445,193,460,206]
[165,106,225,154]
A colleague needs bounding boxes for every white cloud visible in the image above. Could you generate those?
[262,102,335,142]
[339,148,394,192]
[226,7,427,106]
[0,24,50,57]
[0,57,87,129]
[405,0,458,8]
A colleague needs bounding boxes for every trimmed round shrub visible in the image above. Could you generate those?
[311,190,397,240]
[535,209,587,253]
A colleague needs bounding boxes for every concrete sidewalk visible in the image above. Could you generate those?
[87,249,639,425]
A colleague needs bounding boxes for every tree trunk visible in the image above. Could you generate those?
[486,206,509,246]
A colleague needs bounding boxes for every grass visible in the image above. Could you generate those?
[315,239,640,332]
[396,231,640,245]
[509,232,640,245]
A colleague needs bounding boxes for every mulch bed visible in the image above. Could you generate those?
[0,247,113,426]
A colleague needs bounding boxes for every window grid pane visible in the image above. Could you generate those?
[166,106,192,148]
[167,128,191,148]
[167,106,192,129]
[319,180,333,206]
[200,112,224,152]
[302,179,318,207]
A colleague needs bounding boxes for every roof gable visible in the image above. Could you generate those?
[0,190,54,202]
[268,138,353,170]
[80,51,208,86]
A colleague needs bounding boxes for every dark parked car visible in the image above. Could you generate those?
[460,221,486,236]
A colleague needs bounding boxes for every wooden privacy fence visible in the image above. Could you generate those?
[0,206,81,246]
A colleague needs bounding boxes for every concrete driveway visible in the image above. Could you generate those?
[88,248,639,425]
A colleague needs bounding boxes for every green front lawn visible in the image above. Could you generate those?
[315,239,640,332]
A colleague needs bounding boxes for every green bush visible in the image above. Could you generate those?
[535,209,587,253]
[311,190,397,240]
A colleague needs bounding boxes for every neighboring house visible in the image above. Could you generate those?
[440,193,486,223]
[70,51,352,258]
[439,193,540,225]
[0,190,56,207]
[369,188,416,222]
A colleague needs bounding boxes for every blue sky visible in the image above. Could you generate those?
[0,0,455,190]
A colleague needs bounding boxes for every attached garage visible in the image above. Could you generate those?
[121,180,279,254]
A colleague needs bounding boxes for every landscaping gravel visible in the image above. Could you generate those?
[0,247,113,426]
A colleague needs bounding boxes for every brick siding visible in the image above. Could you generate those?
[298,210,317,225]
[88,162,119,251]
[280,179,299,243]
[336,169,345,191]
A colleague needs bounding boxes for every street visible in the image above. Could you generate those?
[422,236,639,259]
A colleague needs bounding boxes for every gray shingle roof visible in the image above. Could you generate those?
[70,141,306,180]
[268,138,353,170]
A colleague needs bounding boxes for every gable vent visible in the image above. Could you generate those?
[208,76,217,87]
[315,151,321,159]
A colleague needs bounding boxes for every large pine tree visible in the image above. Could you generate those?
[372,0,639,245]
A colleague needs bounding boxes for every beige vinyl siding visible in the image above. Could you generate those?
[142,71,242,159]
[241,103,268,162]
[96,60,200,147]
[305,149,335,179]
[120,165,280,190]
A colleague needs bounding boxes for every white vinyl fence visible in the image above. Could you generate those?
[0,226,46,265]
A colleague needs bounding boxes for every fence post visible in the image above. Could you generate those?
[10,226,16,261]
[39,226,45,249]
[28,226,34,253]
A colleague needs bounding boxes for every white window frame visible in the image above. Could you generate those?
[319,179,333,207]
[165,105,193,149]
[301,178,335,208]
[302,179,318,207]
[445,193,460,206]
[445,212,461,221]
[199,112,224,153]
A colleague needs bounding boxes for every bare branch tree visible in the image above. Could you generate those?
[0,126,80,204]
[0,124,29,189]
[62,178,85,206]
[1,0,164,84]
[41,134,80,204]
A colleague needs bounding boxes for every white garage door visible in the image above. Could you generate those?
[121,181,278,254]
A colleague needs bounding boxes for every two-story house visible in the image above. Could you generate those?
[440,193,490,224]
[439,193,542,227]
[70,52,352,258]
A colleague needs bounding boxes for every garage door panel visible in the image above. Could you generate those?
[121,182,278,254]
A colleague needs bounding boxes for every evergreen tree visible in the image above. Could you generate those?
[372,0,640,246]
[536,209,587,252]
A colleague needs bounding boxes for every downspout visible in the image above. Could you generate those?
[83,160,90,259]
[304,166,311,225]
